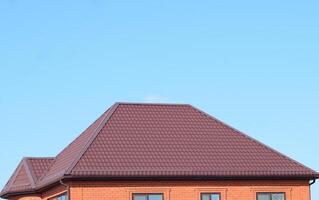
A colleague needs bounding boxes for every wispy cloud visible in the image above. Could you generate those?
[143,94,168,103]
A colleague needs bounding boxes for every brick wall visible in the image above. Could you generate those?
[9,180,311,200]
[70,180,310,200]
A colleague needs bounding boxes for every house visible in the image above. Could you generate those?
[1,103,318,200]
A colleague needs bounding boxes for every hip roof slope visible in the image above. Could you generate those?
[1,103,318,198]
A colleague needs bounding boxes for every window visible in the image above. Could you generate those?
[133,193,163,200]
[257,193,285,200]
[49,193,68,200]
[201,193,221,200]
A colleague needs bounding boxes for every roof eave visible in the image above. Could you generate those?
[2,174,318,199]
[63,174,319,181]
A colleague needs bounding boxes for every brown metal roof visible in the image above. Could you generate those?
[37,108,113,187]
[1,103,318,198]
[26,158,54,182]
[1,157,53,196]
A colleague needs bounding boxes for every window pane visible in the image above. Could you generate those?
[149,194,163,200]
[272,194,285,200]
[211,194,220,200]
[58,195,66,200]
[201,194,210,200]
[133,195,147,200]
[257,194,271,200]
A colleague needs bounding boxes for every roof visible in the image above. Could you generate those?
[1,102,318,198]
[26,158,55,182]
[1,157,53,196]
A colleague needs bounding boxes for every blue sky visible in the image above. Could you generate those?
[0,0,318,199]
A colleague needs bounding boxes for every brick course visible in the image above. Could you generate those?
[8,180,310,200]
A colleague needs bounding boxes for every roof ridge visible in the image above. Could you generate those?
[65,103,120,175]
[23,158,37,188]
[36,106,114,183]
[189,105,319,175]
[116,102,190,106]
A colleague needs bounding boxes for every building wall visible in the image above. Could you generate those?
[8,180,310,200]
[9,185,67,200]
[42,185,67,200]
[10,196,41,200]
[70,180,310,200]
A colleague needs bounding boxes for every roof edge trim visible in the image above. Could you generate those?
[64,103,120,175]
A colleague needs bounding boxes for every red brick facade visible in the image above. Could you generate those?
[10,180,311,200]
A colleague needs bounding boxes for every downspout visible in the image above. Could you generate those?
[60,179,70,200]
[309,179,316,200]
